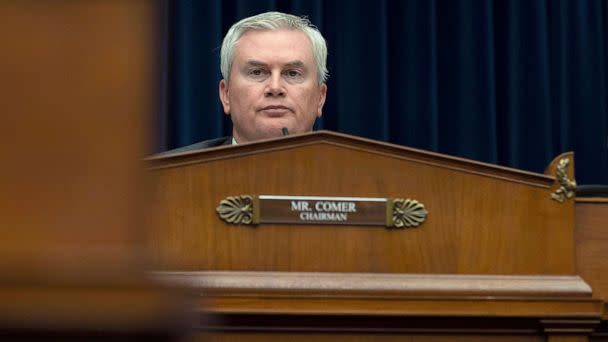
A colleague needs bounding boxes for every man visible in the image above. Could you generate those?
[167,11,328,153]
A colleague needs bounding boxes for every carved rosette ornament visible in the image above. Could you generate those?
[390,198,428,228]
[216,195,255,224]
[550,158,577,203]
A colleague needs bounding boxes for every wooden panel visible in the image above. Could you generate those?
[146,135,575,275]
[575,198,608,325]
[575,199,608,303]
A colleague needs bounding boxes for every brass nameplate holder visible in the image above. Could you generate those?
[216,195,428,228]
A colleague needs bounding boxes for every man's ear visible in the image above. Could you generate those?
[317,83,327,117]
[219,79,230,115]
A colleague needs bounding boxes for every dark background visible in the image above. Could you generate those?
[156,0,608,185]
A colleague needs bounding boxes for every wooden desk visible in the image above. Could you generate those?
[146,132,606,342]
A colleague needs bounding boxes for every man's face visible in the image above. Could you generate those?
[219,29,327,143]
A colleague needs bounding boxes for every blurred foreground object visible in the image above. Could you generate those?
[0,1,191,340]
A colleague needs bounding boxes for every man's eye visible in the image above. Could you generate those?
[248,69,266,77]
[285,70,302,78]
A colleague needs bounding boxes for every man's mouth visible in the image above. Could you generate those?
[259,105,291,117]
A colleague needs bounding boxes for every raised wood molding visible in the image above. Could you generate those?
[154,271,603,321]
[154,271,591,298]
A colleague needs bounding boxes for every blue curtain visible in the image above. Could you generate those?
[158,0,608,185]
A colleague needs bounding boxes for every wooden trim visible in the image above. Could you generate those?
[576,197,608,203]
[152,271,591,298]
[145,131,554,187]
[153,272,602,320]
[541,319,600,334]
[202,296,602,317]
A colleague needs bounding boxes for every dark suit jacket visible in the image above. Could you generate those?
[155,136,232,157]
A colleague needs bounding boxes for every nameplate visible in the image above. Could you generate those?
[216,195,427,228]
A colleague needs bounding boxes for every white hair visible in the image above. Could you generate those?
[220,11,329,85]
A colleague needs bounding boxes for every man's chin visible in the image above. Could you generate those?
[234,125,292,144]
[255,120,297,138]
[255,126,292,140]
[234,117,315,143]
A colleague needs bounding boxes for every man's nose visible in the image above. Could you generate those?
[264,72,285,97]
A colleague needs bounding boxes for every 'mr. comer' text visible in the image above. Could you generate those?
[291,201,357,222]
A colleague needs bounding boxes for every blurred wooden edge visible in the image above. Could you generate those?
[0,284,194,334]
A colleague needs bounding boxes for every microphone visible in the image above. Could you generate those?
[282,127,289,136]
